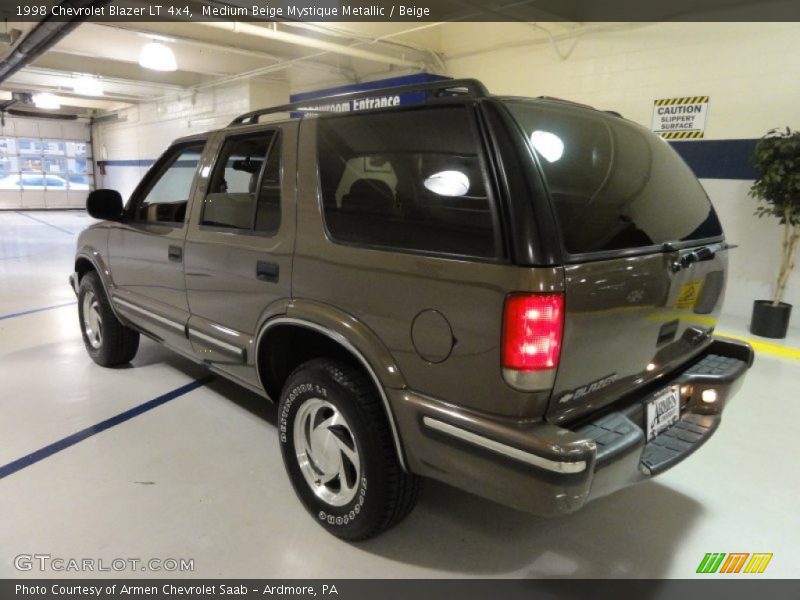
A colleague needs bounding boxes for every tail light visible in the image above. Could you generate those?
[502,293,564,372]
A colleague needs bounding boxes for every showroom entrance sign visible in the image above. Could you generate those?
[652,96,709,139]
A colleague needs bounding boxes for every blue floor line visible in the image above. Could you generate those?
[15,211,76,235]
[0,301,77,321]
[0,376,212,480]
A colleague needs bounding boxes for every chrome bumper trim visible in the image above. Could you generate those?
[422,416,587,474]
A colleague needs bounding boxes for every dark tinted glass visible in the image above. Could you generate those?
[255,133,281,234]
[317,106,500,259]
[203,133,274,230]
[135,144,204,224]
[505,101,723,254]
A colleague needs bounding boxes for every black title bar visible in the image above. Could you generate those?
[2,0,800,22]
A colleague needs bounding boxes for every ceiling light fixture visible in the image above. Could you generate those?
[138,42,177,71]
[73,75,104,96]
[32,93,61,109]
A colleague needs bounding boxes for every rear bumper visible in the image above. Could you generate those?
[391,337,753,516]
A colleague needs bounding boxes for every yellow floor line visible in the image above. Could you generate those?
[716,331,800,361]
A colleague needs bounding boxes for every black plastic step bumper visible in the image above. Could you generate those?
[578,337,753,501]
[640,413,720,475]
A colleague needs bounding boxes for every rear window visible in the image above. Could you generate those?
[317,106,502,259]
[505,100,723,255]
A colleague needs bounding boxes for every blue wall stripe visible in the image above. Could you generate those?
[102,159,156,168]
[101,140,759,181]
[15,211,76,235]
[670,139,758,180]
[0,301,76,321]
[0,376,212,480]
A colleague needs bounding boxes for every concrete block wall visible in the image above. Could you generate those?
[441,22,800,320]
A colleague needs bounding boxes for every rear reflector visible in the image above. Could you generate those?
[502,293,564,371]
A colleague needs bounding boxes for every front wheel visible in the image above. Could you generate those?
[78,271,139,367]
[278,359,419,540]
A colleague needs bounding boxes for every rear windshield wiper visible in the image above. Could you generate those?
[663,241,734,272]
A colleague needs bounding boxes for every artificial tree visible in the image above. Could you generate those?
[749,127,800,337]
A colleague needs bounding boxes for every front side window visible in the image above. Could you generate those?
[317,106,501,259]
[202,131,281,233]
[133,144,204,224]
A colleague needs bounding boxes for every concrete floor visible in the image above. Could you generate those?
[1,210,798,579]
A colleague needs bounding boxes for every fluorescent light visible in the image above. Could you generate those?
[139,42,177,71]
[530,130,564,163]
[32,93,61,109]
[423,170,470,197]
[73,75,104,97]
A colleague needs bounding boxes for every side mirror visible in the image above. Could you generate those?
[86,189,124,221]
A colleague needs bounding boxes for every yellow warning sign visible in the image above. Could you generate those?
[675,281,703,309]
[652,96,709,141]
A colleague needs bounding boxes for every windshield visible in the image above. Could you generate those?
[504,100,723,255]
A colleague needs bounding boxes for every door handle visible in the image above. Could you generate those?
[256,260,279,283]
[168,245,183,262]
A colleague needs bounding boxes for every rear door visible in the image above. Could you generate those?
[503,100,727,424]
[183,123,296,389]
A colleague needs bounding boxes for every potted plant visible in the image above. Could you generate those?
[749,127,800,338]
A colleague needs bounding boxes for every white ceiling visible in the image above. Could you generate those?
[0,19,446,116]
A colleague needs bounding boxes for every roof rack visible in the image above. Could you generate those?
[229,78,490,126]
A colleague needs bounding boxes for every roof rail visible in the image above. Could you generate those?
[229,78,490,126]
[536,95,596,110]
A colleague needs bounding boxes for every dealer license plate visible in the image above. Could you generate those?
[645,385,680,441]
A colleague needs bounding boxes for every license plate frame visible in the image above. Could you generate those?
[645,385,680,442]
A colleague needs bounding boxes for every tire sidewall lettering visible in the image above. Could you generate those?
[279,382,328,444]
[280,374,368,529]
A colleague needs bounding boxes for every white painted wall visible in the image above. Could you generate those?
[93,80,289,200]
[441,22,800,319]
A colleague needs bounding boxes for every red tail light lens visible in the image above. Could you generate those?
[502,293,564,371]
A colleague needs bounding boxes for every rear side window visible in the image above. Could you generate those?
[505,101,723,255]
[134,144,204,224]
[317,106,501,259]
[203,131,281,234]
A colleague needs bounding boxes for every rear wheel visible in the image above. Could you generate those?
[78,271,139,367]
[278,358,419,540]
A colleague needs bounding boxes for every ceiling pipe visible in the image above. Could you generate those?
[0,0,110,85]
[194,21,424,69]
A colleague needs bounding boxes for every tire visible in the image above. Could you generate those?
[78,271,140,367]
[278,358,419,540]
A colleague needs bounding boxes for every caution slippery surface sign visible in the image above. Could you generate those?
[652,96,709,140]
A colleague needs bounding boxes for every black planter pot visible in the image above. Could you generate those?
[750,300,792,339]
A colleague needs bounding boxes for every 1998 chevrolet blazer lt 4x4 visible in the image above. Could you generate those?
[70,79,753,540]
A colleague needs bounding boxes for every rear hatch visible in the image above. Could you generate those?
[504,99,728,424]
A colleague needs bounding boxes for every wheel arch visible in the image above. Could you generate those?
[74,251,123,321]
[256,316,408,471]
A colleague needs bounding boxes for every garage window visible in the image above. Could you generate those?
[317,106,502,260]
[0,136,92,191]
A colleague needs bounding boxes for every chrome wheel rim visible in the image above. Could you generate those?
[81,290,103,350]
[293,398,361,507]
